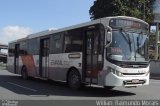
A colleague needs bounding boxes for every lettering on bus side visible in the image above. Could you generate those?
[50,60,69,66]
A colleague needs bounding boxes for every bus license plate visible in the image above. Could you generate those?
[132,79,139,83]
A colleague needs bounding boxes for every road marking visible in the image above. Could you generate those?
[30,95,47,97]
[7,82,37,92]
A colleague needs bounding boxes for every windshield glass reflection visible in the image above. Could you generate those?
[107,30,148,62]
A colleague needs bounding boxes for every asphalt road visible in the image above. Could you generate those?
[0,69,160,105]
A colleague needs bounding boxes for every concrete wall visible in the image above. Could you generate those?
[150,60,160,77]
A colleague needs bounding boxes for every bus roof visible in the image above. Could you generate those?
[9,16,148,43]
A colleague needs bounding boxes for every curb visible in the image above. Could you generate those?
[150,77,160,80]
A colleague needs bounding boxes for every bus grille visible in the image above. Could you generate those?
[119,64,148,68]
[123,80,146,85]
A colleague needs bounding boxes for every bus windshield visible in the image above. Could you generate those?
[107,30,148,62]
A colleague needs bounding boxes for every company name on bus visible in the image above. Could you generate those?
[50,60,69,66]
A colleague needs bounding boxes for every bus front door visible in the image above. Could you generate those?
[39,38,49,78]
[14,44,20,74]
[85,30,102,84]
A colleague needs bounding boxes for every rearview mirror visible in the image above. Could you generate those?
[105,26,112,48]
[107,31,111,43]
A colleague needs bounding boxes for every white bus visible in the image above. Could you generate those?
[7,16,150,89]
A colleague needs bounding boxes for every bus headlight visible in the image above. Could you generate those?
[108,67,123,77]
[145,71,150,76]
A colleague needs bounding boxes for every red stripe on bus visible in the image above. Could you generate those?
[86,69,99,78]
[21,55,36,72]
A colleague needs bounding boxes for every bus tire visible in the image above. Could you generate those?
[104,86,114,90]
[21,67,28,80]
[68,69,81,90]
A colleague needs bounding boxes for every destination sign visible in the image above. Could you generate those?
[109,19,148,30]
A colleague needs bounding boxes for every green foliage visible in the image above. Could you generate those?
[149,33,156,45]
[89,0,155,23]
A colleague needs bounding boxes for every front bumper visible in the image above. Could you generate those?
[104,72,149,87]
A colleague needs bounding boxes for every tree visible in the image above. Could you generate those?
[89,0,155,23]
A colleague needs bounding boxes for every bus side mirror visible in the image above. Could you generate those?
[105,26,112,48]
[107,31,112,43]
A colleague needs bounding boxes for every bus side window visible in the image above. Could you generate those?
[64,28,83,53]
[28,38,39,55]
[8,43,15,56]
[51,33,63,54]
[19,41,27,55]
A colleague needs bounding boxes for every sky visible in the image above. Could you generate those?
[153,0,160,14]
[0,0,94,44]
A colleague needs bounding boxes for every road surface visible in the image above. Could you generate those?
[0,69,159,105]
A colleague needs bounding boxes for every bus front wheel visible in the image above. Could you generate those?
[68,69,81,90]
[21,67,28,80]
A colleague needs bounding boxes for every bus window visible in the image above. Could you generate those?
[50,33,63,54]
[64,28,83,53]
[19,41,27,55]
[8,43,15,56]
[28,38,39,55]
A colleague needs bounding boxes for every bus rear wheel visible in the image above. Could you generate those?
[21,67,28,80]
[68,70,81,90]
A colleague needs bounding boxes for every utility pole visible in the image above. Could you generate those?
[153,0,160,60]
[143,0,146,21]
[155,23,159,60]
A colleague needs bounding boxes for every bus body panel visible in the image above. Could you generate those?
[7,57,14,73]
[48,53,82,81]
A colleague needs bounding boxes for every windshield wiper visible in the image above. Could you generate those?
[119,28,132,60]
[120,28,132,52]
[134,32,145,61]
[137,32,143,53]
[132,33,137,61]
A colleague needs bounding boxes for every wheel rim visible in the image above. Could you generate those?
[68,71,81,89]
[71,74,79,85]
[22,70,26,78]
[22,68,27,79]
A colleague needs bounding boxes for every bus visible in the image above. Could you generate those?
[7,16,150,89]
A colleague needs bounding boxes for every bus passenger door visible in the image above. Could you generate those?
[85,29,102,84]
[14,44,20,74]
[39,38,49,78]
